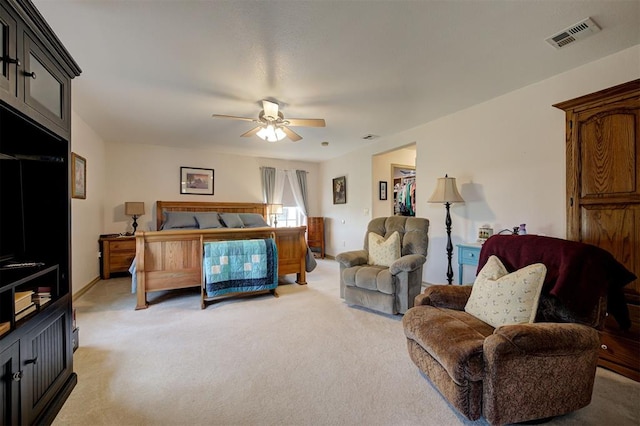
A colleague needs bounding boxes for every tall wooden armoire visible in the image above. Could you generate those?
[554,79,639,382]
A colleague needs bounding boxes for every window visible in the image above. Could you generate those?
[279,206,304,227]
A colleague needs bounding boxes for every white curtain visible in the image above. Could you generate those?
[274,169,286,204]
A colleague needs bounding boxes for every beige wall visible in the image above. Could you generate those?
[70,111,106,294]
[321,44,640,284]
[70,44,640,293]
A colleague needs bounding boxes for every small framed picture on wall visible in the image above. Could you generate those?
[379,181,387,200]
[333,176,346,204]
[71,152,86,199]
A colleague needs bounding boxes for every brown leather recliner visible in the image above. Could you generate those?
[402,235,636,426]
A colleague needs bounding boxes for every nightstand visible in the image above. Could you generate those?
[99,235,136,279]
[307,217,325,258]
[457,243,482,284]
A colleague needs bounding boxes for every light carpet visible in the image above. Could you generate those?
[53,259,639,426]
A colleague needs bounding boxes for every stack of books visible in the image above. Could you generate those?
[15,290,36,321]
[0,321,10,336]
[32,286,52,308]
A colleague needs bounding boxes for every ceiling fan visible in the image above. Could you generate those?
[212,100,326,142]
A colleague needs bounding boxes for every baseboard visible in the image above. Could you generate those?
[72,276,101,302]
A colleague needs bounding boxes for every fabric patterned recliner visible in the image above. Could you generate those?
[402,235,636,425]
[336,216,429,315]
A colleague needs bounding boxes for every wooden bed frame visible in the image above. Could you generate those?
[134,201,307,310]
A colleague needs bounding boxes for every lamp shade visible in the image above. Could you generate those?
[428,176,464,204]
[125,202,145,216]
[268,203,283,215]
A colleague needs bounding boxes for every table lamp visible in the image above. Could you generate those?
[268,204,283,227]
[125,202,145,234]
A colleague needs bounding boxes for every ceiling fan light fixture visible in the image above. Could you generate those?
[256,124,286,142]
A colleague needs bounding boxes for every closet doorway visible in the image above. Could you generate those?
[372,144,416,218]
[393,164,416,216]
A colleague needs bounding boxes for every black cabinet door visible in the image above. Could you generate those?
[20,303,71,426]
[0,340,20,426]
[22,34,69,131]
[0,4,17,97]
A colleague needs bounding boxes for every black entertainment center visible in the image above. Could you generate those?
[0,0,81,424]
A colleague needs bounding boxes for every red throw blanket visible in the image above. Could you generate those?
[477,235,636,329]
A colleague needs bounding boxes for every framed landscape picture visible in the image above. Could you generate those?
[333,176,346,204]
[181,167,214,195]
[71,152,86,199]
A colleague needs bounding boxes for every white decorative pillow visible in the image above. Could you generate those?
[368,231,401,267]
[464,255,546,328]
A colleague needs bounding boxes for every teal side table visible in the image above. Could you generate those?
[457,243,482,284]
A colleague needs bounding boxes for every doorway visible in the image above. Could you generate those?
[392,164,416,216]
[372,144,416,218]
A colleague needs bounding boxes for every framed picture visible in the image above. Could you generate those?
[379,181,387,200]
[71,152,86,199]
[333,176,346,204]
[181,167,214,195]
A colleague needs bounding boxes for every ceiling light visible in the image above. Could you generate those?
[256,124,286,142]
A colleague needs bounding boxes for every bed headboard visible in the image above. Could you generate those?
[156,201,268,230]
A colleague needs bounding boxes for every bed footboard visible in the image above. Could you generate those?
[134,227,306,310]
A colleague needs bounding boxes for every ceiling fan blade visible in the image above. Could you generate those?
[262,100,279,120]
[240,126,263,137]
[212,114,257,122]
[282,126,302,142]
[286,118,326,127]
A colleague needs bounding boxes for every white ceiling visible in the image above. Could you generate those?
[34,0,640,162]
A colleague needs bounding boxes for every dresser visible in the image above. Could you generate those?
[307,217,325,258]
[457,243,482,284]
[99,236,136,279]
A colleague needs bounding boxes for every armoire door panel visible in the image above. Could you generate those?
[580,204,638,298]
[578,109,639,198]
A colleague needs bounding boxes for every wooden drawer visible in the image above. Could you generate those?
[110,252,135,272]
[599,332,639,366]
[598,303,640,381]
[458,245,481,266]
[109,239,135,252]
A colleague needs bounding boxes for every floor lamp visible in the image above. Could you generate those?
[428,175,464,284]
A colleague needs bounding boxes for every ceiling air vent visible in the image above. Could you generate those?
[546,17,600,49]
[362,134,379,140]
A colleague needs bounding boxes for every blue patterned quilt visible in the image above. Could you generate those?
[203,238,278,297]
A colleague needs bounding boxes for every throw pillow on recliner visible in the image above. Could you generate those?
[464,255,546,327]
[368,231,401,267]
